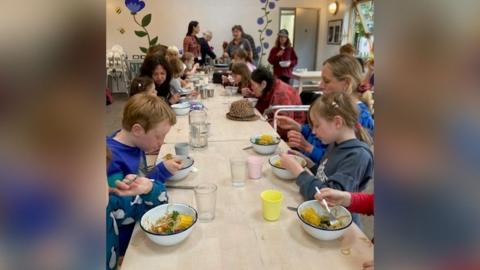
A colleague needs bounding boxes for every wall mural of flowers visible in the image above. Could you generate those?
[256,0,278,63]
[124,0,158,54]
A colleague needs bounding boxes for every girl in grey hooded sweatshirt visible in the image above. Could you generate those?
[279,92,373,204]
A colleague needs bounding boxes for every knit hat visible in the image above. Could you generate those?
[226,99,260,121]
[278,29,289,37]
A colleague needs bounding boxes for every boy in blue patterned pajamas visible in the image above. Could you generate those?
[106,94,181,269]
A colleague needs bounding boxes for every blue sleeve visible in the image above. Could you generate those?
[300,124,311,138]
[108,185,168,225]
[106,198,120,270]
[139,181,168,208]
[300,124,326,163]
[147,162,173,183]
[106,181,168,270]
[308,146,326,163]
[358,104,375,137]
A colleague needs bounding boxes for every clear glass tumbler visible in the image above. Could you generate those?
[194,183,217,222]
[230,158,247,187]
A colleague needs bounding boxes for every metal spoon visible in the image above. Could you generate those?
[315,186,339,227]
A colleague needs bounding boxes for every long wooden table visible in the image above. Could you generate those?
[122,84,373,270]
[165,88,274,143]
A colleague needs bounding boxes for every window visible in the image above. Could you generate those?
[280,9,295,44]
[352,0,374,59]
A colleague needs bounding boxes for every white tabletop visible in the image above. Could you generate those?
[291,71,322,80]
[165,86,275,144]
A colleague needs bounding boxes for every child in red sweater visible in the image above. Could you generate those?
[315,188,374,270]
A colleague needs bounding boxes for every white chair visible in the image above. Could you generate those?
[107,45,129,94]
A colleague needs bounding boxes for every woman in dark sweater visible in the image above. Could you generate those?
[139,54,180,104]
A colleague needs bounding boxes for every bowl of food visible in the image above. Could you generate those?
[297,200,352,240]
[279,60,291,68]
[140,203,198,246]
[250,134,280,155]
[268,154,306,179]
[171,102,190,116]
[162,154,194,181]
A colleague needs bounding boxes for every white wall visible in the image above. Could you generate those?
[317,0,354,63]
[106,0,353,69]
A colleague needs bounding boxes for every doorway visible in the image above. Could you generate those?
[279,8,319,71]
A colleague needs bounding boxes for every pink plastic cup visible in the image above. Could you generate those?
[247,156,264,179]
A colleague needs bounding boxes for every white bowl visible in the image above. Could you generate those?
[246,98,258,107]
[250,134,280,155]
[279,60,291,68]
[225,86,238,96]
[140,203,198,246]
[171,102,190,116]
[268,154,306,180]
[166,155,194,181]
[297,200,352,241]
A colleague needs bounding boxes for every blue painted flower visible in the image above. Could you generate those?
[257,17,264,25]
[268,2,276,9]
[260,0,267,3]
[125,0,145,14]
[256,46,262,54]
[265,29,273,36]
[263,42,269,49]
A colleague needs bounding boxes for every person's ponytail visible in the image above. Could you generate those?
[354,123,373,145]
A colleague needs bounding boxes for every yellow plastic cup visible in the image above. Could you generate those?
[260,189,284,221]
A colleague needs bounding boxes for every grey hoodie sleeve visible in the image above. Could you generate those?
[296,171,346,200]
[296,152,372,200]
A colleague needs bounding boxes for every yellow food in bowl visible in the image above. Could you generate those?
[301,207,345,230]
[274,159,283,168]
[255,134,278,145]
[149,211,194,234]
[273,156,306,169]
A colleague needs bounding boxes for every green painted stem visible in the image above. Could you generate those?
[133,13,151,46]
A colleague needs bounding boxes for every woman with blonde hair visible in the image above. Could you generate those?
[276,54,374,163]
[321,54,374,116]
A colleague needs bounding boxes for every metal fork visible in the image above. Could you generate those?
[315,187,339,226]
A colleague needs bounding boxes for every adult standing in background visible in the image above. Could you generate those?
[224,25,252,60]
[198,30,216,65]
[241,29,259,65]
[268,29,298,84]
[183,21,201,62]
